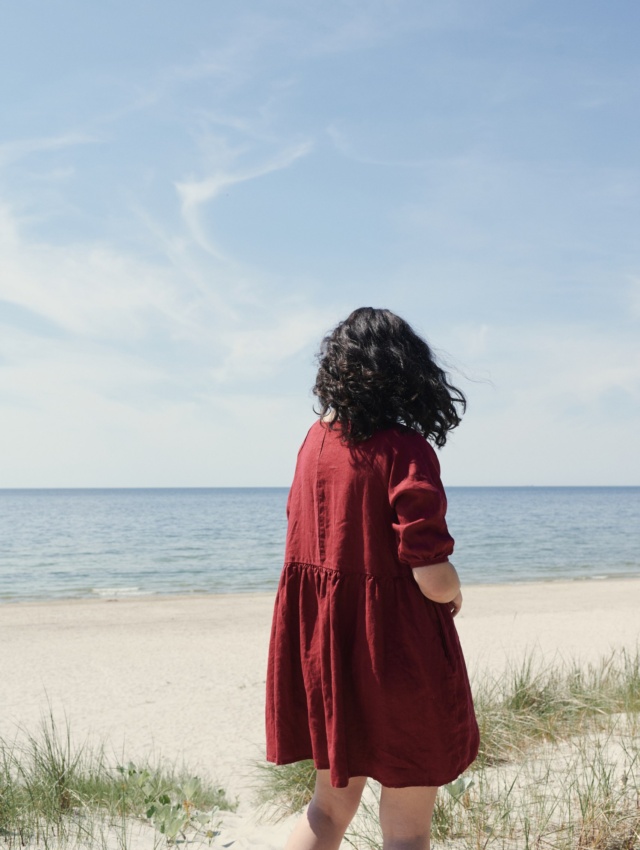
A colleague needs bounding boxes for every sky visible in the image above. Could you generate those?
[0,0,639,487]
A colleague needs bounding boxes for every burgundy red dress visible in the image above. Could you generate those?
[265,419,479,788]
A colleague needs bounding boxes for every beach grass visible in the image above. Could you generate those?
[0,709,236,849]
[255,646,640,849]
[474,645,640,768]
[341,727,639,849]
[253,758,317,821]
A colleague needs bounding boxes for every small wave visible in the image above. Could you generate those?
[91,586,149,598]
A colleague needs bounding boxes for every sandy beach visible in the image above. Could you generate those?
[2,577,639,847]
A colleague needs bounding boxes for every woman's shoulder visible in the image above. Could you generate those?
[371,424,441,473]
[311,416,436,458]
[374,422,432,449]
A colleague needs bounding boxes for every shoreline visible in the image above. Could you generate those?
[1,571,639,608]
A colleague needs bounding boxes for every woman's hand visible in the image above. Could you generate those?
[448,591,462,617]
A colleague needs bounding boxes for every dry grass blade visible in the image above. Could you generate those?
[254,646,640,850]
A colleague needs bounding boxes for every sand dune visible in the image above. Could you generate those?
[1,577,639,847]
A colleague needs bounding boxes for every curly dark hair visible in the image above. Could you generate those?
[312,307,466,447]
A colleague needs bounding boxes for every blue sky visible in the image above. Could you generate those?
[1,0,638,486]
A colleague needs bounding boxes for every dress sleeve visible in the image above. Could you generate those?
[388,432,454,568]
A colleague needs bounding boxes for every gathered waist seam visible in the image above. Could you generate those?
[283,560,412,581]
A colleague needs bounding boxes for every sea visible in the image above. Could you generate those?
[0,487,638,604]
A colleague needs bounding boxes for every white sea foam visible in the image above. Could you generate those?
[91,586,148,597]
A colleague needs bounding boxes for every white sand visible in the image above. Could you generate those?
[1,577,639,847]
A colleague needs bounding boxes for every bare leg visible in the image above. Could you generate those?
[284,769,367,850]
[379,785,438,850]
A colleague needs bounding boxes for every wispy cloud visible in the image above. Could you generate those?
[303,1,459,56]
[209,306,332,384]
[0,204,188,340]
[441,319,640,485]
[175,140,312,256]
[462,322,640,408]
[0,133,98,167]
[0,186,332,487]
[93,18,288,130]
[0,192,329,373]
[327,124,431,168]
[302,0,523,57]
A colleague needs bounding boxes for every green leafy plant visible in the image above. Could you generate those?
[116,763,225,845]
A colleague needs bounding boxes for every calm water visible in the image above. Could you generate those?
[0,488,638,603]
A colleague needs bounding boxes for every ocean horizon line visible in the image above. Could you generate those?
[1,484,638,491]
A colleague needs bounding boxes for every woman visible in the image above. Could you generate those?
[266,307,479,850]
